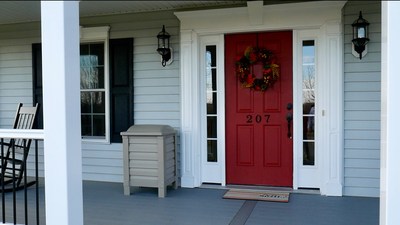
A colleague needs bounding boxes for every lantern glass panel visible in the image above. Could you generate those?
[357,27,365,38]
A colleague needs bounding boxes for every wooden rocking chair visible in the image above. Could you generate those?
[0,103,39,192]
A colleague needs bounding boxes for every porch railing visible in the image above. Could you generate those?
[0,129,44,225]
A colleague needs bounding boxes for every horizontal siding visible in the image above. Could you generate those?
[80,10,181,132]
[0,10,181,183]
[343,1,381,197]
[345,139,379,149]
[0,39,33,128]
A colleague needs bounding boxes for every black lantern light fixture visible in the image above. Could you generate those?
[352,11,370,60]
[157,25,172,67]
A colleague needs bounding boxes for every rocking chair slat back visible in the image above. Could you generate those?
[1,103,39,191]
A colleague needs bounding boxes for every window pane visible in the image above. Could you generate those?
[207,116,217,138]
[206,69,217,92]
[80,45,89,56]
[303,90,315,104]
[92,92,105,113]
[303,115,314,140]
[90,44,104,65]
[80,65,104,89]
[206,46,216,67]
[206,46,217,92]
[303,142,315,165]
[207,92,217,114]
[207,140,218,162]
[93,115,105,137]
[81,92,91,113]
[81,115,91,136]
[212,69,217,91]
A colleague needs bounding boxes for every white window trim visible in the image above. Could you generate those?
[80,26,111,143]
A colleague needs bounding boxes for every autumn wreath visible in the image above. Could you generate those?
[235,46,279,91]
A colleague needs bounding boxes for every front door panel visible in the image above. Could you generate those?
[225,31,293,186]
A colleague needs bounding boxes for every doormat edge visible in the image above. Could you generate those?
[223,189,290,203]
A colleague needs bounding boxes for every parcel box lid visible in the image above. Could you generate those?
[120,124,175,136]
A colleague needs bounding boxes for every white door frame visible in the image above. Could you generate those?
[175,0,345,196]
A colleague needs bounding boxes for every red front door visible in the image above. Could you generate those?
[225,31,293,187]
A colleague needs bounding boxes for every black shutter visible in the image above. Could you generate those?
[109,38,134,143]
[32,43,43,129]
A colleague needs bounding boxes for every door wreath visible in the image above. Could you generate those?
[235,46,279,91]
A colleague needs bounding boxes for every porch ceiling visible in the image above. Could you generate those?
[0,1,247,25]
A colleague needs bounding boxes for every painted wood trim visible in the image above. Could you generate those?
[179,29,200,187]
[176,1,345,195]
[319,20,344,196]
[80,26,110,41]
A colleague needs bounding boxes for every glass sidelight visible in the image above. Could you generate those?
[302,40,315,166]
[206,46,218,162]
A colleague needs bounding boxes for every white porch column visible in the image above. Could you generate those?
[381,2,400,225]
[319,20,344,196]
[180,29,201,188]
[41,1,83,225]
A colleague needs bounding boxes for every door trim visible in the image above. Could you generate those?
[176,1,345,196]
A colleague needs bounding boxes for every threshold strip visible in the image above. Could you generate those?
[229,200,257,225]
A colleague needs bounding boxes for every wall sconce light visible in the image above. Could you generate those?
[352,11,369,60]
[157,25,173,67]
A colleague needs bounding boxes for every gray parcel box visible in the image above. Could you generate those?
[121,125,178,197]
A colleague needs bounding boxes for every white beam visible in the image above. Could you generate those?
[41,1,83,225]
[247,1,263,25]
[381,2,400,225]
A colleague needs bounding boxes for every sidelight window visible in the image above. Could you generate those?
[206,46,218,162]
[302,40,316,166]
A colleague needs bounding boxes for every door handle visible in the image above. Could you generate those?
[286,112,293,139]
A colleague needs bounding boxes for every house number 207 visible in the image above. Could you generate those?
[246,114,270,123]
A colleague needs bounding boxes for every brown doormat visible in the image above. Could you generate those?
[223,189,290,203]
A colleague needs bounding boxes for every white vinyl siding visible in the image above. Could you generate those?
[343,1,381,197]
[0,23,39,117]
[0,34,39,128]
[0,10,180,182]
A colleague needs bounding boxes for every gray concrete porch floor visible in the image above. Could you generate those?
[1,181,379,225]
[83,181,378,225]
